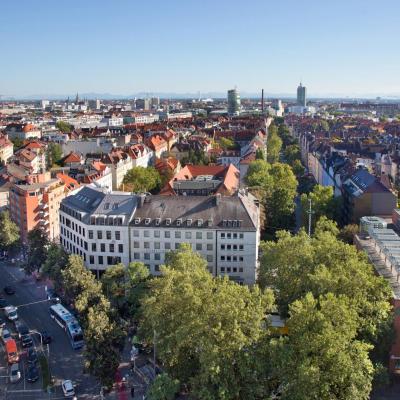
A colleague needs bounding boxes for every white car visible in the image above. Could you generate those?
[1,328,11,343]
[62,380,75,397]
[9,363,21,383]
[4,306,18,321]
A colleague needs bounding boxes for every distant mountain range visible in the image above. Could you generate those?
[2,91,400,101]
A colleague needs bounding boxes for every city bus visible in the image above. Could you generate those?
[6,339,19,364]
[49,304,84,349]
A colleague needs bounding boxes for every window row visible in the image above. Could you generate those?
[220,266,244,273]
[61,216,86,236]
[132,230,213,240]
[61,229,88,250]
[220,232,244,240]
[89,255,121,265]
[133,241,213,251]
[88,230,121,240]
[133,252,213,262]
[220,244,244,251]
[90,243,124,253]
[220,255,244,262]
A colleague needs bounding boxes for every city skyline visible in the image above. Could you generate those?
[1,0,400,98]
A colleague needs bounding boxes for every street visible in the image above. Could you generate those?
[0,262,100,399]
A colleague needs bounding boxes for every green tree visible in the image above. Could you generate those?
[291,159,305,176]
[300,185,341,230]
[122,166,161,193]
[258,228,392,341]
[255,148,265,160]
[275,293,373,400]
[0,211,20,251]
[41,243,68,292]
[218,137,236,151]
[320,120,330,131]
[140,244,275,399]
[267,124,282,163]
[46,143,63,167]
[277,123,296,147]
[25,228,48,275]
[339,224,359,244]
[147,373,180,400]
[283,144,301,165]
[56,120,74,133]
[11,137,24,149]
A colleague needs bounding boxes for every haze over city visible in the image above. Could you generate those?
[1,0,400,98]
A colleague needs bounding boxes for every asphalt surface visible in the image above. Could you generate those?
[0,262,100,399]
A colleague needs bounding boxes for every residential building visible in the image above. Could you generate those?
[0,134,13,164]
[59,187,260,284]
[161,164,239,196]
[9,173,69,243]
[5,123,41,140]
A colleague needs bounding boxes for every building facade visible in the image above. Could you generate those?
[297,82,307,107]
[227,89,241,115]
[59,187,260,284]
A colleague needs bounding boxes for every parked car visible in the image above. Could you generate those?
[4,306,18,321]
[1,328,11,343]
[62,380,75,397]
[41,330,52,345]
[27,365,39,383]
[27,348,38,364]
[9,363,21,383]
[46,289,60,303]
[4,286,15,295]
[21,334,33,348]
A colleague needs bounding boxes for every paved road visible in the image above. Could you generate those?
[0,262,100,399]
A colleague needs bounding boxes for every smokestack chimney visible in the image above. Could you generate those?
[261,89,264,113]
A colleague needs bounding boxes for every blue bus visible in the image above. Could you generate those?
[49,304,84,349]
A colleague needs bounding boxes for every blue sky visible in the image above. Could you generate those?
[1,0,399,97]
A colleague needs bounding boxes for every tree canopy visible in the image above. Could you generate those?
[267,124,282,163]
[0,211,19,251]
[25,227,49,275]
[121,166,161,193]
[56,120,74,133]
[140,244,275,399]
[46,143,63,167]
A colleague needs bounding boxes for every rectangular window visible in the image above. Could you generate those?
[115,231,120,240]
[185,232,191,239]
[239,233,244,239]
[233,256,237,262]
[227,256,231,261]
[144,242,150,249]
[207,244,213,251]
[233,233,237,239]
[109,244,114,253]
[227,233,231,239]
[165,243,171,250]
[155,253,160,260]
[221,233,225,239]
[196,243,202,251]
[154,230,160,238]
[207,232,213,240]
[164,231,171,238]
[98,256,104,265]
[239,267,243,273]
[206,255,213,262]
[239,245,244,251]
[196,232,202,239]
[107,256,113,265]
[84,242,88,250]
[89,255,94,264]
[144,230,150,238]
[155,265,160,272]
[144,253,150,260]
[233,267,237,273]
[154,242,160,249]
[227,267,231,273]
[101,243,106,252]
[221,244,225,250]
[233,245,237,250]
[175,231,181,239]
[133,230,139,237]
[227,244,232,250]
[89,230,93,239]
[175,243,180,249]
[97,231,103,240]
[239,256,244,262]
[118,244,123,253]
[221,256,225,261]
[134,252,140,260]
[134,241,139,248]
[106,231,111,240]
[221,267,225,272]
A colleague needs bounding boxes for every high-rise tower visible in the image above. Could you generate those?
[297,82,306,107]
[227,88,241,115]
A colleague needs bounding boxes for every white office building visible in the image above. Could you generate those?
[59,187,260,284]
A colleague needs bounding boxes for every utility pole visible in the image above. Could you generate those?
[307,198,314,236]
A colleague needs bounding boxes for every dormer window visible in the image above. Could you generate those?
[145,218,151,225]
[187,218,192,226]
[166,218,171,226]
[155,218,161,226]
[176,218,182,226]
[197,219,203,227]
[134,218,141,225]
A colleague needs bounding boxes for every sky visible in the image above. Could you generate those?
[1,0,400,98]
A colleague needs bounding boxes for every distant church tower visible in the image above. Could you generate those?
[75,93,79,104]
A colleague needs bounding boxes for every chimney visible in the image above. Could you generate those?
[261,89,264,113]
[215,193,221,206]
[138,194,146,208]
